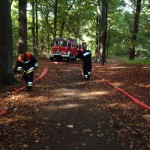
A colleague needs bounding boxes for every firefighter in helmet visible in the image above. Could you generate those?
[14,52,38,91]
[81,42,92,79]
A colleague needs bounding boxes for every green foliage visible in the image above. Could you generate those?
[121,57,150,65]
[107,10,131,57]
[11,0,19,54]
[137,3,150,52]
[10,0,149,60]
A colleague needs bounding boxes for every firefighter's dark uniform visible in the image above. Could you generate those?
[81,49,92,79]
[15,52,38,90]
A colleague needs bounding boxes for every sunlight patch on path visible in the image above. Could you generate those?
[54,88,77,96]
[82,91,110,96]
[60,103,83,109]
[43,103,83,111]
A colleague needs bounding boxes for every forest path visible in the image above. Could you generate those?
[0,58,149,150]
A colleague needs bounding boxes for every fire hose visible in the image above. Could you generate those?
[93,72,150,111]
[0,66,48,117]
[58,62,150,111]
[0,106,15,117]
[67,61,150,112]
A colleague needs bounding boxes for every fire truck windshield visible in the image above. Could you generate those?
[61,41,68,46]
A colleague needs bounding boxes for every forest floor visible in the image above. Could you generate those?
[0,57,150,150]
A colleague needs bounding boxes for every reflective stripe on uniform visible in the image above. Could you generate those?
[27,82,33,86]
[84,75,88,78]
[34,63,38,67]
[83,52,91,56]
[26,67,34,74]
[24,60,30,64]
[17,67,22,71]
[88,72,91,75]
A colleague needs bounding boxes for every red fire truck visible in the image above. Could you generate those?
[49,37,78,61]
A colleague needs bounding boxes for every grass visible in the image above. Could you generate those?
[121,57,150,65]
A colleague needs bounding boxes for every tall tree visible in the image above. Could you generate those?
[18,0,27,53]
[30,0,38,56]
[0,0,14,87]
[35,0,39,55]
[54,0,58,38]
[96,0,102,55]
[101,0,108,65]
[129,0,142,59]
[31,0,36,54]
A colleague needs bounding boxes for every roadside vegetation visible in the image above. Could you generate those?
[121,57,150,65]
[0,0,150,86]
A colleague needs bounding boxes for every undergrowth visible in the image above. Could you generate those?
[121,57,150,65]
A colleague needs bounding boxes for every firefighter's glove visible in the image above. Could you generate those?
[16,74,22,79]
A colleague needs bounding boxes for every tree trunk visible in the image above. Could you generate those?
[59,20,65,38]
[97,0,102,56]
[95,16,99,54]
[54,0,58,37]
[129,0,142,59]
[18,0,27,53]
[31,0,36,55]
[101,0,108,65]
[41,37,45,52]
[47,34,50,51]
[0,0,14,87]
[35,0,38,56]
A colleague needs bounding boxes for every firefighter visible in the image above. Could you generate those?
[14,52,38,91]
[81,42,92,79]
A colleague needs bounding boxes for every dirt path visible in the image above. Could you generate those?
[0,58,150,150]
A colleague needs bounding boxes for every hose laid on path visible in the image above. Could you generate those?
[55,61,150,111]
[116,87,150,111]
[93,72,150,111]
[0,66,48,117]
[0,106,15,117]
[41,62,150,111]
